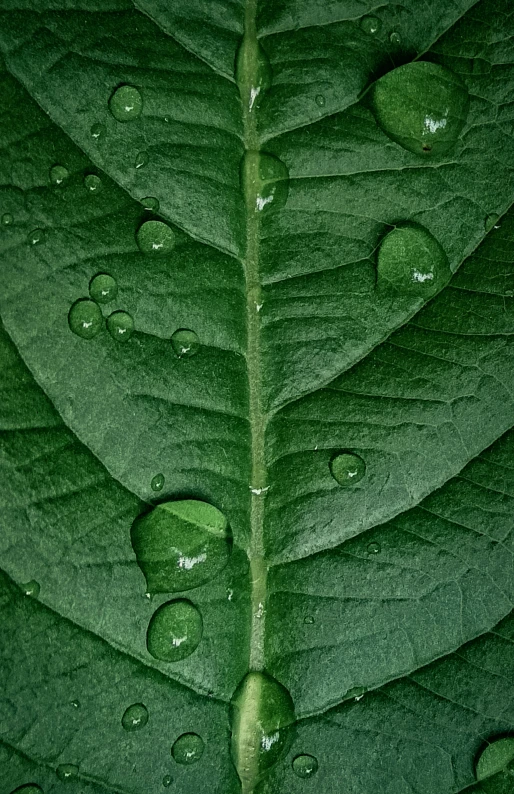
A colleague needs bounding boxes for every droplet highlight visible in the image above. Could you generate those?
[236,36,272,112]
[292,754,318,778]
[109,85,143,122]
[56,763,79,781]
[367,542,381,555]
[162,774,173,787]
[304,615,315,625]
[142,196,160,212]
[485,213,500,232]
[68,299,104,340]
[171,733,204,765]
[171,329,200,359]
[84,174,102,193]
[360,16,381,35]
[135,151,149,169]
[21,580,40,597]
[1,213,13,226]
[136,220,175,254]
[50,164,69,185]
[376,223,451,298]
[241,151,289,214]
[90,122,105,139]
[330,452,366,486]
[389,31,401,45]
[121,702,149,731]
[151,473,165,492]
[315,94,326,107]
[146,599,203,662]
[28,228,44,245]
[89,273,117,304]
[476,737,514,781]
[107,311,134,342]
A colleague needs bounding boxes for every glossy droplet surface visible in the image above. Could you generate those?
[68,299,104,340]
[21,580,40,597]
[292,754,318,778]
[236,36,272,112]
[1,213,13,226]
[485,213,500,232]
[135,151,149,169]
[315,94,326,107]
[89,273,117,304]
[56,763,79,781]
[90,123,105,139]
[389,31,401,45]
[136,220,175,254]
[121,702,149,731]
[107,311,134,342]
[241,151,289,214]
[330,452,366,486]
[371,62,469,156]
[304,615,315,625]
[29,228,44,245]
[131,500,231,593]
[231,672,295,788]
[171,732,204,765]
[360,16,381,34]
[162,774,173,787]
[367,541,381,555]
[476,737,514,780]
[377,224,451,298]
[109,85,143,122]
[71,699,81,709]
[84,174,102,193]
[171,329,200,359]
[10,786,42,794]
[50,164,69,185]
[151,473,165,492]
[146,599,202,662]
[142,196,160,212]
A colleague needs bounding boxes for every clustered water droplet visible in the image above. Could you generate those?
[84,174,102,193]
[21,580,40,597]
[89,273,118,305]
[330,452,366,486]
[171,329,200,359]
[292,754,319,778]
[56,763,79,781]
[360,15,381,35]
[142,196,160,212]
[147,599,203,662]
[171,732,205,765]
[109,85,143,122]
[236,36,272,113]
[122,702,149,731]
[136,220,175,254]
[107,310,134,342]
[68,299,104,340]
[376,223,451,298]
[28,228,44,246]
[90,122,105,140]
[50,164,69,185]
[367,541,381,555]
[241,151,290,214]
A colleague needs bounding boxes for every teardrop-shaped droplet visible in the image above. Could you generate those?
[360,16,381,35]
[90,122,105,140]
[371,62,469,156]
[146,599,203,662]
[109,85,143,122]
[21,580,40,597]
[236,36,272,112]
[89,273,118,304]
[135,151,149,169]
[241,151,289,214]
[292,754,318,778]
[10,786,43,794]
[68,299,104,340]
[56,763,79,781]
[107,311,134,342]
[121,702,149,731]
[171,732,204,765]
[389,31,401,45]
[50,164,69,185]
[29,228,45,245]
[136,220,175,254]
[131,500,231,594]
[171,329,200,359]
[1,213,13,226]
[141,196,160,212]
[231,672,295,789]
[84,174,102,193]
[151,473,165,492]
[330,452,366,486]
[367,541,381,555]
[485,213,500,232]
[376,223,451,297]
[476,737,514,781]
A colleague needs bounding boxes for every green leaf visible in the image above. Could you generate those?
[0,1,514,793]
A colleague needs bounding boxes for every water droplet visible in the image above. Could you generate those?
[136,220,175,254]
[171,329,200,359]
[162,774,173,787]
[135,151,149,169]
[241,151,289,214]
[21,580,40,597]
[68,299,104,340]
[151,473,165,492]
[389,31,401,45]
[131,500,231,594]
[1,213,13,226]
[90,123,105,139]
[292,754,318,778]
[107,311,134,342]
[231,672,295,788]
[371,62,469,156]
[236,36,272,112]
[142,196,160,212]
[330,452,366,486]
[49,164,69,185]
[345,685,367,699]
[376,223,451,298]
[121,702,149,731]
[171,733,204,765]
[84,174,102,193]
[10,786,42,794]
[109,85,143,122]
[476,737,514,781]
[28,228,44,245]
[485,213,500,232]
[367,541,381,555]
[56,763,79,781]
[304,615,315,625]
[360,16,381,35]
[147,599,203,662]
[89,273,118,304]
[71,699,81,709]
[315,94,326,107]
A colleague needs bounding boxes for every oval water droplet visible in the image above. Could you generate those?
[367,541,381,555]
[304,615,315,625]
[389,31,401,45]
[142,196,160,212]
[136,220,175,254]
[330,452,366,486]
[231,672,295,788]
[84,174,102,193]
[162,774,173,787]
[28,228,44,246]
[376,223,451,298]
[90,123,105,139]
[151,473,165,492]
[171,329,200,359]
[485,213,500,232]
[146,599,202,662]
[315,94,326,107]
[56,763,79,781]
[135,151,149,169]
[89,273,117,304]
[21,580,40,597]
[360,15,381,35]
[241,151,289,214]
[171,733,204,765]
[131,500,231,594]
[236,36,272,112]
[10,786,43,794]
[107,311,134,342]
[476,737,514,781]
[121,702,149,731]
[371,62,469,156]
[50,164,69,185]
[292,754,318,778]
[68,299,104,340]
[109,85,143,122]
[1,213,13,226]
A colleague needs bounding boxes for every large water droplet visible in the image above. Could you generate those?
[109,85,143,122]
[476,737,514,781]
[376,223,451,298]
[68,299,104,340]
[1,213,13,226]
[136,220,175,254]
[107,311,134,342]
[135,151,149,169]
[330,452,366,486]
[241,151,289,214]
[236,36,272,112]
[292,754,318,778]
[21,580,40,597]
[89,273,117,304]
[231,672,295,789]
[28,228,44,246]
[146,599,203,662]
[171,329,200,359]
[121,702,149,731]
[141,196,160,212]
[131,500,231,594]
[360,16,381,35]
[371,62,469,156]
[90,123,105,140]
[56,763,79,781]
[171,733,204,765]
[151,473,165,492]
[50,164,69,185]
[10,786,42,794]
[84,174,102,193]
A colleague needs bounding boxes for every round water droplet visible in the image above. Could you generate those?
[68,299,104,340]
[376,223,451,298]
[171,733,204,765]
[241,151,289,214]
[135,151,149,169]
[131,500,231,594]
[1,213,13,226]
[107,311,134,342]
[171,329,200,359]
[330,452,366,486]
[292,754,318,778]
[90,123,105,139]
[50,164,69,185]
[136,220,175,254]
[162,774,173,787]
[147,599,202,662]
[476,737,514,781]
[485,213,500,232]
[89,273,118,304]
[71,699,81,709]
[389,31,401,45]
[29,228,44,245]
[10,786,42,794]
[367,541,381,555]
[371,61,469,156]
[361,15,381,35]
[151,473,165,492]
[121,702,149,731]
[315,94,326,107]
[236,36,272,111]
[141,196,160,212]
[21,580,40,597]
[109,85,143,122]
[56,763,79,781]
[84,174,102,193]
[304,615,315,625]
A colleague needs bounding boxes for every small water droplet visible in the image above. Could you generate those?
[162,774,173,787]
[21,580,40,597]
[121,702,149,731]
[141,196,160,212]
[89,273,118,304]
[10,786,42,794]
[315,94,326,107]
[147,599,203,662]
[360,16,381,35]
[49,164,69,185]
[68,299,104,340]
[136,220,175,254]
[389,31,401,45]
[292,754,318,778]
[304,615,315,625]
[109,85,143,122]
[107,311,134,342]
[28,228,44,245]
[236,36,272,112]
[90,123,105,139]
[1,213,13,226]
[56,763,79,781]
[171,329,200,359]
[345,685,367,699]
[84,174,102,193]
[376,223,451,297]
[151,473,165,492]
[171,733,204,765]
[71,699,81,709]
[241,151,289,214]
[476,737,514,781]
[367,541,381,555]
[330,452,366,486]
[135,151,149,169]
[485,213,500,232]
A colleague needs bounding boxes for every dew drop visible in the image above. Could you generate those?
[109,85,143,122]
[151,473,165,492]
[162,774,173,787]
[171,329,200,359]
[1,213,13,226]
[485,213,500,232]
[68,299,104,340]
[360,16,381,35]
[141,196,160,212]
[304,615,315,625]
[236,36,272,112]
[71,699,81,709]
[10,786,43,794]
[292,754,318,779]
[131,500,231,594]
[84,174,102,193]
[389,31,402,45]
[147,599,203,662]
[476,737,514,781]
[28,228,44,246]
[21,580,40,597]
[136,220,175,254]
[89,273,117,304]
[121,702,149,731]
[315,94,326,107]
[345,685,367,699]
[376,223,451,298]
[90,123,105,139]
[241,151,289,214]
[107,311,134,342]
[330,452,366,486]
[49,164,69,185]
[171,733,204,765]
[56,763,79,781]
[367,541,381,555]
[135,151,149,169]
[371,61,469,156]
